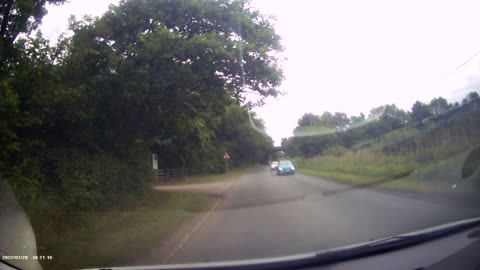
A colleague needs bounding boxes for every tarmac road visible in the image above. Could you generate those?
[159,166,480,264]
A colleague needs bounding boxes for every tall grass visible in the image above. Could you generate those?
[296,134,479,181]
[294,151,416,184]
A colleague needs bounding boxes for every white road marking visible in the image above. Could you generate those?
[162,179,241,263]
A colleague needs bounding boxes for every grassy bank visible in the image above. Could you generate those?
[294,152,417,184]
[293,147,480,197]
[25,190,213,270]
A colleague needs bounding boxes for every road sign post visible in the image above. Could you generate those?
[152,153,158,170]
[223,152,230,175]
[152,153,159,181]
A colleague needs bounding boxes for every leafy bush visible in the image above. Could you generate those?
[56,150,150,209]
[35,148,153,210]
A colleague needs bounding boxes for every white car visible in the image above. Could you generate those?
[270,161,279,170]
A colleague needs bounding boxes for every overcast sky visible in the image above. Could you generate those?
[40,0,480,145]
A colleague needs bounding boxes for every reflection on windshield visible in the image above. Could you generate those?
[1,0,480,269]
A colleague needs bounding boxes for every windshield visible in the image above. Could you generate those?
[1,0,480,270]
[279,160,292,166]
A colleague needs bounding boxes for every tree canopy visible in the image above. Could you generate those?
[0,0,66,73]
[1,0,281,210]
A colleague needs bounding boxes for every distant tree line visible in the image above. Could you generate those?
[285,92,480,158]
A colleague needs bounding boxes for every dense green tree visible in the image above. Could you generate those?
[462,91,479,104]
[1,0,281,209]
[429,97,451,115]
[214,104,273,168]
[350,113,366,127]
[297,113,322,127]
[319,112,334,127]
[100,0,283,99]
[468,91,479,99]
[368,105,385,120]
[368,104,407,122]
[332,112,350,129]
[296,111,350,130]
[410,101,432,123]
[59,0,283,155]
[0,0,66,73]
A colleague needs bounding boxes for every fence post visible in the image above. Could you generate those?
[156,168,189,182]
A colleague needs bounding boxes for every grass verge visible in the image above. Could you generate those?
[294,148,479,198]
[294,152,417,185]
[25,190,213,270]
[298,167,440,194]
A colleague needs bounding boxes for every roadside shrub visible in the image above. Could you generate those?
[50,148,152,210]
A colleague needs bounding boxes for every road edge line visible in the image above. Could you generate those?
[162,196,222,263]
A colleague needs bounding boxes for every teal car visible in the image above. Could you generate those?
[276,160,296,175]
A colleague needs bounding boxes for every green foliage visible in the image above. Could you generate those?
[296,113,322,127]
[293,125,333,137]
[212,104,273,171]
[298,151,416,183]
[429,97,451,115]
[1,0,279,210]
[323,144,347,157]
[284,133,340,157]
[410,101,433,123]
[286,94,479,160]
[297,147,480,198]
[462,91,479,104]
[296,111,350,130]
[288,104,411,158]
[0,0,67,73]
[52,148,152,210]
[289,94,480,196]
[350,113,366,127]
[285,115,407,158]
[60,0,281,168]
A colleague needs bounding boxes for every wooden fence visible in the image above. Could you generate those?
[156,168,190,182]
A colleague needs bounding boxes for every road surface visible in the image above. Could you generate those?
[155,166,480,264]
